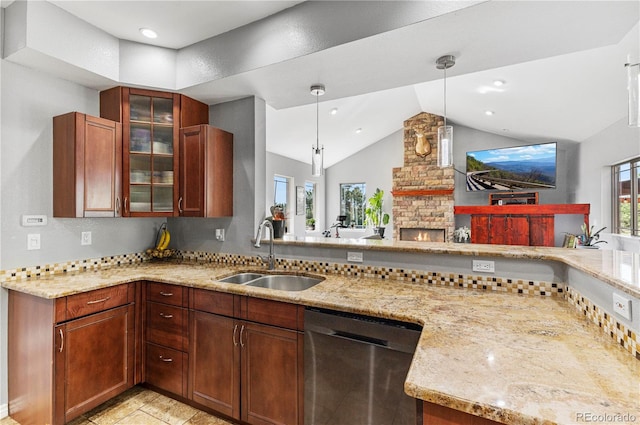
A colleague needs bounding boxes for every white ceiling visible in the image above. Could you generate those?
[16,1,640,168]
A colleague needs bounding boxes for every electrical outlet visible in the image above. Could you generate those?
[347,252,363,263]
[215,229,225,241]
[472,260,495,273]
[81,231,92,246]
[27,234,41,250]
[613,293,632,320]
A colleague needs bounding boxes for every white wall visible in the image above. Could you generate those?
[575,117,640,232]
[325,129,403,240]
[265,152,326,239]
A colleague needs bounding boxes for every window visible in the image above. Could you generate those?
[340,183,366,228]
[273,175,290,219]
[613,158,639,236]
[305,182,316,230]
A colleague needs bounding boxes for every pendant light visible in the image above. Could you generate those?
[311,84,325,176]
[626,61,640,127]
[436,55,456,167]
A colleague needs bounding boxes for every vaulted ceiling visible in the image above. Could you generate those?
[3,1,639,167]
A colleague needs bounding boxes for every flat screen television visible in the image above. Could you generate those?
[465,142,557,191]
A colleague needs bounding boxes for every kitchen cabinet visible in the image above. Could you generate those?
[189,290,304,425]
[53,112,122,218]
[144,282,189,397]
[99,86,208,216]
[179,125,234,217]
[422,401,501,425]
[455,204,590,246]
[8,283,136,425]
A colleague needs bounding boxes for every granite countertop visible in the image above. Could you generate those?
[3,260,639,425]
[276,236,640,297]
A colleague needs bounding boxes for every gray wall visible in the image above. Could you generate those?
[265,152,326,238]
[575,117,640,231]
[168,97,267,256]
[325,129,403,239]
[0,59,165,412]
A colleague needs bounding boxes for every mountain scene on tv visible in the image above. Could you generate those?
[466,143,557,191]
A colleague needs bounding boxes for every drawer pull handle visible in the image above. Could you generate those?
[233,324,238,346]
[86,296,110,305]
[159,313,173,319]
[240,325,245,348]
[159,355,173,362]
[159,292,173,297]
[59,329,64,353]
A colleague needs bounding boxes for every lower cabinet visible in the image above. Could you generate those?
[55,304,135,423]
[189,289,304,425]
[8,283,136,425]
[144,282,189,397]
[470,214,553,246]
[422,401,502,425]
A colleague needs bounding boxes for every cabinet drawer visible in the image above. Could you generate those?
[147,282,187,307]
[145,342,187,397]
[191,288,235,317]
[146,301,188,351]
[243,297,303,330]
[61,284,132,322]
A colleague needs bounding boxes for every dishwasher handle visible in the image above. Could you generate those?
[331,330,389,348]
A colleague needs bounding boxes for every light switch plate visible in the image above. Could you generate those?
[215,229,225,241]
[27,234,41,250]
[613,293,632,320]
[81,231,92,245]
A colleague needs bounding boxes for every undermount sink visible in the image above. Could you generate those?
[218,272,265,284]
[217,272,323,291]
[246,275,324,291]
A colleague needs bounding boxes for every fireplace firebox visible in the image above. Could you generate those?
[399,228,446,243]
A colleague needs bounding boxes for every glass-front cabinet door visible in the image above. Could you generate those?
[124,89,179,216]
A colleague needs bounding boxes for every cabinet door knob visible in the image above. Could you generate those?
[240,325,246,348]
[178,197,183,214]
[124,197,128,214]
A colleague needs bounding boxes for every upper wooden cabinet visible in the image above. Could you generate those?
[179,125,233,217]
[100,87,209,217]
[53,112,122,218]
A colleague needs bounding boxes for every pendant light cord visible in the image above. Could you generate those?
[443,65,447,128]
[316,90,319,150]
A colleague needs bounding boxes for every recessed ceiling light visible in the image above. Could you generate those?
[485,110,495,116]
[355,128,363,134]
[493,80,505,87]
[140,28,158,39]
[330,108,338,115]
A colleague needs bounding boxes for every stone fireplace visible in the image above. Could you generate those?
[392,112,455,242]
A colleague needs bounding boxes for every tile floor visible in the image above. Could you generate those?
[0,386,235,425]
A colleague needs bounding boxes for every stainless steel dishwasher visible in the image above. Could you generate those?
[304,307,422,425]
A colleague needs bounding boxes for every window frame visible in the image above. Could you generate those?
[339,182,367,229]
[612,157,639,236]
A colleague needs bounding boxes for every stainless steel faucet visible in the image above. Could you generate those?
[254,219,276,270]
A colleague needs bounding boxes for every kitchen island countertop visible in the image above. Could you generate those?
[3,260,639,425]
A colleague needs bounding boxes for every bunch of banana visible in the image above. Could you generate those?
[146,225,173,259]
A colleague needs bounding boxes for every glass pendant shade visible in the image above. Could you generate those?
[311,146,324,176]
[627,62,640,127]
[437,125,453,167]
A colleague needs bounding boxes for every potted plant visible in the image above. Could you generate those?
[576,223,607,248]
[365,188,390,238]
[306,218,316,231]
